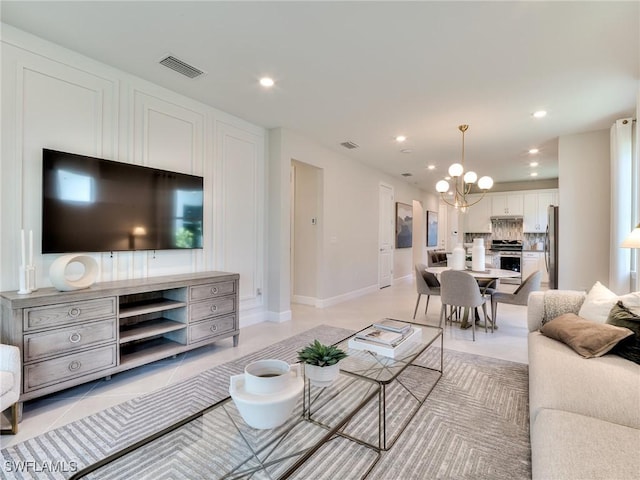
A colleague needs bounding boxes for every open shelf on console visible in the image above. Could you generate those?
[120,318,186,344]
[120,337,185,367]
[119,299,187,318]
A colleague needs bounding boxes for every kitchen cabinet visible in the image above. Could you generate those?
[522,251,550,284]
[462,194,492,233]
[522,252,539,280]
[491,193,523,216]
[523,190,557,233]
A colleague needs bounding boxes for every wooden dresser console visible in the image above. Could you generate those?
[0,271,239,402]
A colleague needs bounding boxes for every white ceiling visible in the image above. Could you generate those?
[2,1,638,191]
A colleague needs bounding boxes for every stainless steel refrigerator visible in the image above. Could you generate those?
[545,205,559,289]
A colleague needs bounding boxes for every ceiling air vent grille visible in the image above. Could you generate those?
[159,55,205,78]
[401,173,413,177]
[340,141,359,150]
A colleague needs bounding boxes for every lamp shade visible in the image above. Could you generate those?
[621,224,640,248]
[448,163,464,177]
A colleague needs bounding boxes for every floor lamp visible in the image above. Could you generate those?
[621,223,640,291]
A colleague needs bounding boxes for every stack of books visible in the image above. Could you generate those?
[348,319,422,358]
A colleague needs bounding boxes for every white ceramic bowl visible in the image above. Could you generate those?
[229,372,303,429]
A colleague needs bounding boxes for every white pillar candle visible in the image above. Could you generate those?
[20,229,26,267]
[29,230,33,266]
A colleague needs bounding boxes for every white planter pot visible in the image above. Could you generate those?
[305,363,340,387]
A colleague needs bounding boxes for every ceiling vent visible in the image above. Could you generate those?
[159,55,205,79]
[401,173,413,177]
[340,141,359,150]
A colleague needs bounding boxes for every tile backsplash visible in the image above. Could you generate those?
[463,218,547,250]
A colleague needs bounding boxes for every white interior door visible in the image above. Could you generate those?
[379,183,394,288]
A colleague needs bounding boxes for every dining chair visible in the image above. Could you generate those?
[490,270,542,326]
[439,270,490,341]
[413,263,441,319]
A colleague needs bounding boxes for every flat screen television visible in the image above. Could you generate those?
[42,149,204,253]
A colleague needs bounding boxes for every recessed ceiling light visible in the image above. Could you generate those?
[532,110,547,119]
[259,77,275,87]
[445,176,451,181]
[427,165,436,170]
[396,135,407,143]
[530,161,539,167]
[529,148,539,154]
[530,172,539,177]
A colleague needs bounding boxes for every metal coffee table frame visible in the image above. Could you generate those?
[70,372,381,480]
[334,321,444,450]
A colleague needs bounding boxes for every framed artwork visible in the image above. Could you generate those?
[395,202,413,248]
[427,211,438,247]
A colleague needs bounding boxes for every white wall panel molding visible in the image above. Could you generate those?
[1,40,118,290]
[129,87,209,278]
[215,120,265,310]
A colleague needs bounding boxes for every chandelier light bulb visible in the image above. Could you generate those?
[463,171,477,184]
[448,163,464,177]
[477,176,494,190]
[436,180,450,193]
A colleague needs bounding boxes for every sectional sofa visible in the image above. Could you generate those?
[527,289,640,479]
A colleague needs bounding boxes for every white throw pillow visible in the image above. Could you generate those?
[578,281,618,323]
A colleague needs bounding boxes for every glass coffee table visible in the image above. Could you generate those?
[335,321,443,450]
[70,373,381,480]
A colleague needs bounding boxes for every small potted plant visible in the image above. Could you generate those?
[297,340,348,387]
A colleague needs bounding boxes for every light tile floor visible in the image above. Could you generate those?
[1,276,529,449]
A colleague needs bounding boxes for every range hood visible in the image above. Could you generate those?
[490,215,523,221]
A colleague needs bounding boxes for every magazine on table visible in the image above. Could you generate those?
[355,326,405,346]
[372,318,412,334]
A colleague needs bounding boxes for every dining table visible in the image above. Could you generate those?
[425,266,522,329]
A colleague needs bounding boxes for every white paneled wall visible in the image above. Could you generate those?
[1,25,266,322]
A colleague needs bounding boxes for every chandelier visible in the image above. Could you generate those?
[435,125,493,211]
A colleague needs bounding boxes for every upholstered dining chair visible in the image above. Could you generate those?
[439,270,490,341]
[1,344,21,434]
[490,270,542,326]
[413,263,441,319]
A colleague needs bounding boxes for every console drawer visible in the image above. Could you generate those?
[189,315,235,343]
[189,281,236,301]
[190,296,235,322]
[24,298,117,331]
[24,345,117,392]
[23,318,117,362]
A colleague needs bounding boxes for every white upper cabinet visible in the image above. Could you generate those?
[463,194,492,233]
[491,193,524,216]
[523,190,557,233]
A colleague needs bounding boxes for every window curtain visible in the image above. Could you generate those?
[610,118,637,293]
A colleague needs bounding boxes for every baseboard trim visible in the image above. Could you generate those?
[265,310,292,323]
[292,295,317,306]
[316,284,378,308]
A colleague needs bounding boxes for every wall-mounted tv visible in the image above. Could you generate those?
[42,149,204,254]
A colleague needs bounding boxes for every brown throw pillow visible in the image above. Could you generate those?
[540,313,633,358]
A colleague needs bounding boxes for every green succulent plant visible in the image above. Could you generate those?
[297,340,348,367]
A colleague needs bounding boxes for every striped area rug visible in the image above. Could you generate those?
[0,325,531,479]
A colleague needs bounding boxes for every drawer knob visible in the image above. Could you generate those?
[210,324,218,332]
[68,307,81,318]
[210,287,219,295]
[68,360,82,371]
[69,332,82,343]
[210,305,218,312]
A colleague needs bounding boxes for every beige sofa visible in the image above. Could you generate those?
[527,291,640,480]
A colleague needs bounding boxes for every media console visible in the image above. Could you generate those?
[0,271,239,403]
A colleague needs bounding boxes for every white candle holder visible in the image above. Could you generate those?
[27,265,37,292]
[17,266,31,295]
